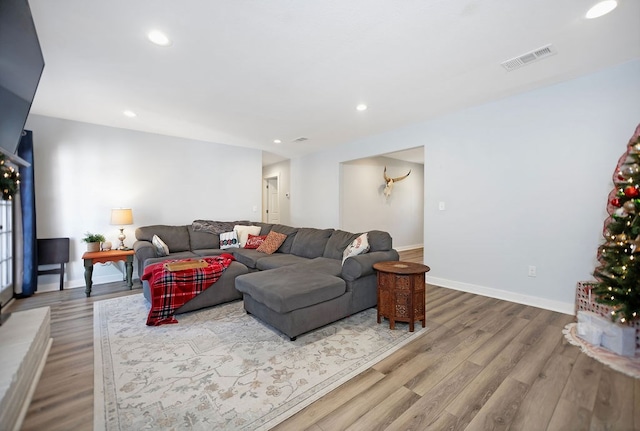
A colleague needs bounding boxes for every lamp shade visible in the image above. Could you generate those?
[110,208,133,225]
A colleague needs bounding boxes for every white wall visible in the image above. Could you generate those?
[290,150,341,228]
[25,115,263,290]
[341,157,424,249]
[291,59,640,314]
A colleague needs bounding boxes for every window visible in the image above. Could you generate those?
[0,200,13,305]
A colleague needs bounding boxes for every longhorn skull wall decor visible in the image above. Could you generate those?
[383,166,411,197]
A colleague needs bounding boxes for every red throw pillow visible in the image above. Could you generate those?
[244,234,267,249]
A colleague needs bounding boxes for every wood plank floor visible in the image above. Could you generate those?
[6,248,639,430]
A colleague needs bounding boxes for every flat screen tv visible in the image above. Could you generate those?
[0,0,44,166]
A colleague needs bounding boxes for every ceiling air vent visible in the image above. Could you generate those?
[292,137,308,143]
[501,44,557,71]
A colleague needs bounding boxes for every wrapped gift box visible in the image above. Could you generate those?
[576,311,605,345]
[576,281,640,354]
[577,311,636,357]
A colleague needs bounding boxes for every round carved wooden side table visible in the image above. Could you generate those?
[373,261,431,332]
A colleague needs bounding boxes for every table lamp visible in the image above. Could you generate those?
[110,208,133,250]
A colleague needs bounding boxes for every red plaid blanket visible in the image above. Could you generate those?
[142,254,235,326]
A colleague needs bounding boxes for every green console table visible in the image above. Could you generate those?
[82,249,134,297]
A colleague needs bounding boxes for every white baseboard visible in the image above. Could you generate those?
[395,244,424,252]
[427,276,575,316]
[35,265,575,316]
[37,274,132,293]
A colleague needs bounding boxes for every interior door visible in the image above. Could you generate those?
[266,177,280,224]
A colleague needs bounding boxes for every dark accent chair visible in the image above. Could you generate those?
[37,238,70,290]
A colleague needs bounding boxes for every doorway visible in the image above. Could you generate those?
[263,176,280,224]
[339,146,424,251]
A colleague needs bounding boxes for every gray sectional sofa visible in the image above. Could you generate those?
[133,221,399,339]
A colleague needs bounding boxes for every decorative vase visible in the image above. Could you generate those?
[101,241,112,251]
[87,242,100,252]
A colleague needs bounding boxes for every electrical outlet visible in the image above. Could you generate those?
[438,201,446,211]
[528,265,537,277]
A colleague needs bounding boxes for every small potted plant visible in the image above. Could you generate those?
[83,232,106,252]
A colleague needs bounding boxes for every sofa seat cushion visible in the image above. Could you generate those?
[233,249,267,269]
[235,268,346,314]
[256,253,311,271]
[288,257,342,277]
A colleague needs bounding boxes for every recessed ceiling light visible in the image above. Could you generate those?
[123,110,137,118]
[356,104,368,111]
[147,30,171,46]
[586,0,617,19]
[273,139,282,144]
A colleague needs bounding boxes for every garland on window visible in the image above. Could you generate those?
[0,153,20,200]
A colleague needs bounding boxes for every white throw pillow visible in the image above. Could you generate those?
[220,231,240,249]
[152,234,169,257]
[342,233,370,264]
[234,225,262,247]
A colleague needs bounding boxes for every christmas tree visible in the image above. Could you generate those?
[592,124,640,324]
[0,153,20,200]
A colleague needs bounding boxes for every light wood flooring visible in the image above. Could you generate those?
[6,248,640,430]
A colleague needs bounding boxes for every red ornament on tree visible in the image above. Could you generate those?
[624,186,639,198]
[611,197,621,207]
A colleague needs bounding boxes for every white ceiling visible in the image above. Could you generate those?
[28,0,640,163]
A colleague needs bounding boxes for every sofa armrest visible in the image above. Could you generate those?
[341,249,400,281]
[133,240,157,274]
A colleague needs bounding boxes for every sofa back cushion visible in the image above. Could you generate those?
[323,229,393,259]
[189,226,220,250]
[254,222,273,236]
[290,228,334,259]
[188,220,253,250]
[270,224,298,253]
[135,225,191,252]
[323,230,360,260]
[367,230,393,251]
[191,220,247,235]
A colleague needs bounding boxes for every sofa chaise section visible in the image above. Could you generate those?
[235,228,398,340]
[239,270,351,341]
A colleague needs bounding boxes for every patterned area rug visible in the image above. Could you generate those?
[563,323,640,378]
[94,294,426,430]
